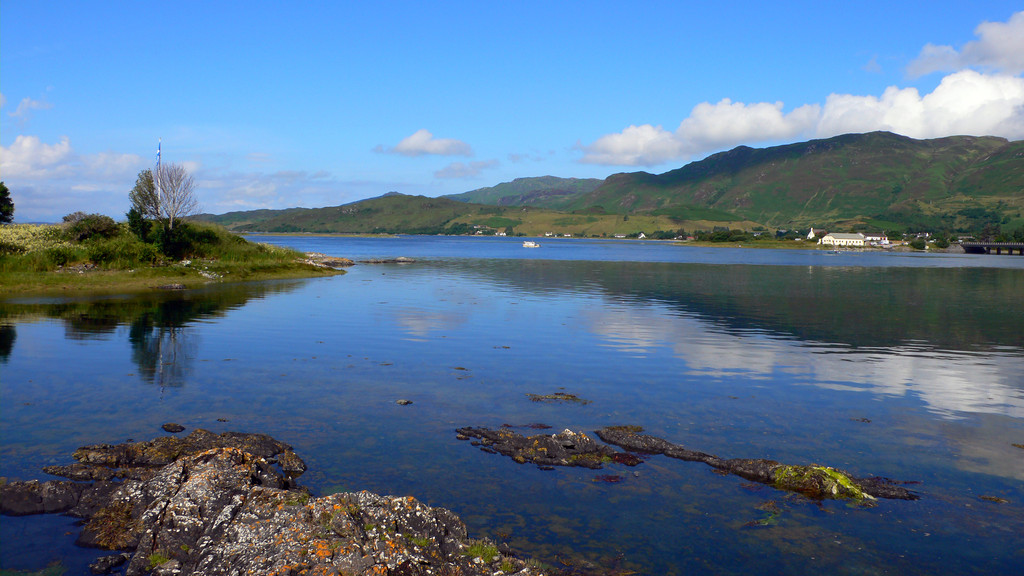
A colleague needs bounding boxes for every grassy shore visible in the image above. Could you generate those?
[0,221,342,298]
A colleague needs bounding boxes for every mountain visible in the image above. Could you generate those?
[196,132,1023,235]
[565,131,1024,230]
[195,193,713,237]
[444,176,603,208]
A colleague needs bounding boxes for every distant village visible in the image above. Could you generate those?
[464,222,1022,252]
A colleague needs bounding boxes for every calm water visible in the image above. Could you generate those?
[2,236,1023,575]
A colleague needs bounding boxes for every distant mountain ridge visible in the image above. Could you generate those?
[573,131,1024,229]
[197,132,1023,235]
[444,132,1023,230]
[444,176,603,208]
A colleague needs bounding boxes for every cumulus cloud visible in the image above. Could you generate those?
[578,100,820,166]
[376,129,473,157]
[908,11,1024,76]
[0,135,146,221]
[678,99,821,152]
[434,159,499,179]
[0,135,75,178]
[818,69,1024,139]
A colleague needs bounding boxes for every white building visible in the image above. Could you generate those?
[819,233,866,247]
[808,228,826,240]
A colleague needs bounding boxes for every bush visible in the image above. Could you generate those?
[65,213,119,242]
[0,240,26,256]
[44,245,81,266]
[909,238,927,250]
[127,208,152,241]
[156,222,223,259]
[87,235,159,267]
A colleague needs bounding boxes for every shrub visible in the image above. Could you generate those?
[0,240,26,256]
[909,238,927,250]
[65,213,119,242]
[156,222,222,259]
[87,235,159,267]
[44,245,81,266]
[126,207,152,241]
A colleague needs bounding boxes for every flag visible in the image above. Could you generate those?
[156,139,161,165]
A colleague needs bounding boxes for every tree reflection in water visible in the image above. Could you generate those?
[0,324,14,363]
[130,315,197,389]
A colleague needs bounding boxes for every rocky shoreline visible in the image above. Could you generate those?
[1,429,541,576]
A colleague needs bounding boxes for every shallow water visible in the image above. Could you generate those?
[2,236,1023,575]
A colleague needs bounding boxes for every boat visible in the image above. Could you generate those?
[522,241,540,248]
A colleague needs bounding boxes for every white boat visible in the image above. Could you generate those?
[522,241,540,248]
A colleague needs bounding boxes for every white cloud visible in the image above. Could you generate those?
[817,70,1024,139]
[0,135,74,178]
[577,124,687,166]
[578,100,820,166]
[8,96,53,121]
[0,135,146,221]
[908,11,1024,76]
[434,159,499,179]
[677,99,820,152]
[376,129,473,157]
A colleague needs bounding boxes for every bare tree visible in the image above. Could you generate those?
[155,163,199,230]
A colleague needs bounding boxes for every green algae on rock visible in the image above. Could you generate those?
[594,426,918,501]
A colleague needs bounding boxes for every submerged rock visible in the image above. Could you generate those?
[1,431,543,576]
[594,426,919,501]
[456,426,640,470]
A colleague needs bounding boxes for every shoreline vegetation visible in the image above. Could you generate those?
[0,220,344,298]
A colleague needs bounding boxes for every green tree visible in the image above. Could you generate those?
[0,182,13,223]
[129,170,159,219]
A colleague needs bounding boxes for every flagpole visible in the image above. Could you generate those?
[156,138,162,216]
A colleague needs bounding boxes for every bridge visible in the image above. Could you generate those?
[960,241,1024,255]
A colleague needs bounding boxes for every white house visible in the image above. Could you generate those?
[819,233,866,247]
[863,232,889,245]
[808,228,826,240]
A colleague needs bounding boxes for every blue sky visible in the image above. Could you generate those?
[3,1,1023,222]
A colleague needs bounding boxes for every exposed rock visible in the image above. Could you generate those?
[2,432,543,576]
[595,426,919,500]
[304,252,355,268]
[90,552,130,574]
[0,479,87,516]
[160,422,185,433]
[154,284,186,290]
[456,426,641,470]
[396,399,413,405]
[358,257,416,264]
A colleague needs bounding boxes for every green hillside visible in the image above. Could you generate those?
[570,132,1024,230]
[444,176,603,208]
[195,194,706,237]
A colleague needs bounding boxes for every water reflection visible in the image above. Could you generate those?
[0,280,306,386]
[412,259,1024,419]
[0,323,14,363]
[129,322,196,388]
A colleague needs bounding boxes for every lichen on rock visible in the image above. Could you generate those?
[1,431,545,575]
